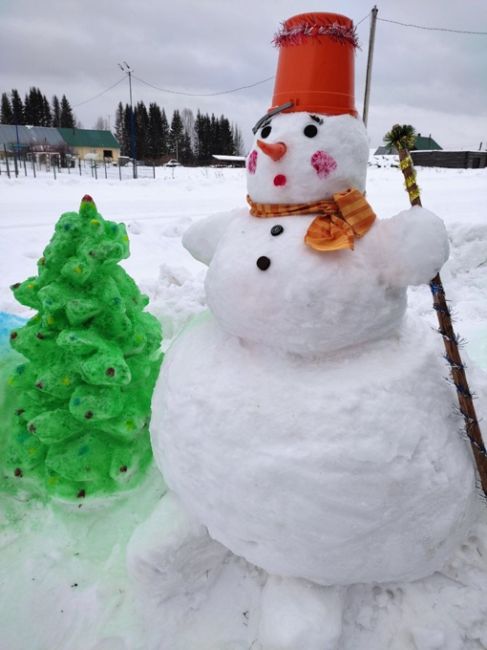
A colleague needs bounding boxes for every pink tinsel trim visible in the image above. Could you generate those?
[273,21,359,48]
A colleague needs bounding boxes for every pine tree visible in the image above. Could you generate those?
[135,101,150,161]
[123,104,133,157]
[195,110,210,164]
[210,113,219,154]
[11,89,24,125]
[52,95,61,127]
[114,102,126,152]
[41,94,52,127]
[23,90,33,125]
[148,102,164,160]
[24,87,44,126]
[179,132,193,165]
[160,108,169,155]
[3,196,163,501]
[169,109,184,160]
[219,116,234,155]
[1,92,13,124]
[60,94,75,128]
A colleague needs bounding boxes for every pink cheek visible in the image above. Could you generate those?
[247,150,258,174]
[311,151,337,179]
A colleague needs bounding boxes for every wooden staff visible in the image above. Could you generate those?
[384,124,487,498]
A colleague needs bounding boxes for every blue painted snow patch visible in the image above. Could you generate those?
[0,312,27,351]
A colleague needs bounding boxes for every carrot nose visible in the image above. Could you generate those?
[257,140,287,162]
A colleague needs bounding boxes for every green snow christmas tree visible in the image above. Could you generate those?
[1,195,163,501]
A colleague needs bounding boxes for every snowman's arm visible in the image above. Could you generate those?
[183,209,244,265]
[375,206,449,287]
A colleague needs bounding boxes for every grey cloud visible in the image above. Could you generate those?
[1,0,486,150]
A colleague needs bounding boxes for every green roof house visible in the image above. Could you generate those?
[375,133,442,156]
[57,128,121,162]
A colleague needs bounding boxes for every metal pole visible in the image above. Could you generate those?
[119,62,137,179]
[13,149,19,178]
[14,124,20,177]
[4,145,10,178]
[362,6,378,127]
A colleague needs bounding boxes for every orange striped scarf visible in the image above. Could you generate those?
[246,188,376,252]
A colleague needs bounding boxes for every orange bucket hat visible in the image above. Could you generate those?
[255,12,358,131]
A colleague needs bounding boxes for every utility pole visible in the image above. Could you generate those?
[362,6,378,127]
[118,61,137,178]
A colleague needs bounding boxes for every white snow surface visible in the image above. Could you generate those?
[0,162,487,649]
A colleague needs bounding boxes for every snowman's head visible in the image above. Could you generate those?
[246,111,369,204]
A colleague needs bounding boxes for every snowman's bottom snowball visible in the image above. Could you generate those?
[151,313,478,586]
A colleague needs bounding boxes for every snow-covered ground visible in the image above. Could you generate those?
[1,161,487,649]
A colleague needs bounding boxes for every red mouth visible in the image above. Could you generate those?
[273,174,287,187]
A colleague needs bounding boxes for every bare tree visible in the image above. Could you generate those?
[232,123,245,156]
[94,116,106,130]
[181,107,196,149]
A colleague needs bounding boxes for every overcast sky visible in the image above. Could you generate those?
[1,0,486,151]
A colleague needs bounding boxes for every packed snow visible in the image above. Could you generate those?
[1,158,487,649]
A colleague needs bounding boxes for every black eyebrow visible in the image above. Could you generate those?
[310,115,323,125]
[252,101,294,134]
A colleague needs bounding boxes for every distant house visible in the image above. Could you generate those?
[0,124,121,165]
[411,150,487,169]
[57,128,121,162]
[0,124,65,157]
[374,133,442,156]
[372,132,486,168]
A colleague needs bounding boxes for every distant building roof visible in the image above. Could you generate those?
[374,133,442,156]
[0,124,64,148]
[57,128,120,148]
[374,145,395,156]
[414,133,442,150]
[212,155,246,162]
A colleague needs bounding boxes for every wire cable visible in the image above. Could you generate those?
[378,17,487,35]
[132,73,274,98]
[355,12,371,28]
[72,77,126,108]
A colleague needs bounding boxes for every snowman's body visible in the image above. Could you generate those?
[130,111,478,648]
[153,309,475,586]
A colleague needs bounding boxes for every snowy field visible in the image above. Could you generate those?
[1,161,487,650]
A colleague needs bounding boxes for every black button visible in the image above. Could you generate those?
[256,256,271,271]
[271,225,284,236]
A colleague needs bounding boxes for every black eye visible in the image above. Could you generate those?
[304,124,318,138]
[261,125,272,139]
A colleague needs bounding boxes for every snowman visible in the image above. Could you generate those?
[129,13,478,649]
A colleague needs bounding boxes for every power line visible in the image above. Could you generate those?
[378,17,487,35]
[355,12,371,28]
[132,73,274,98]
[70,13,485,112]
[72,77,126,108]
